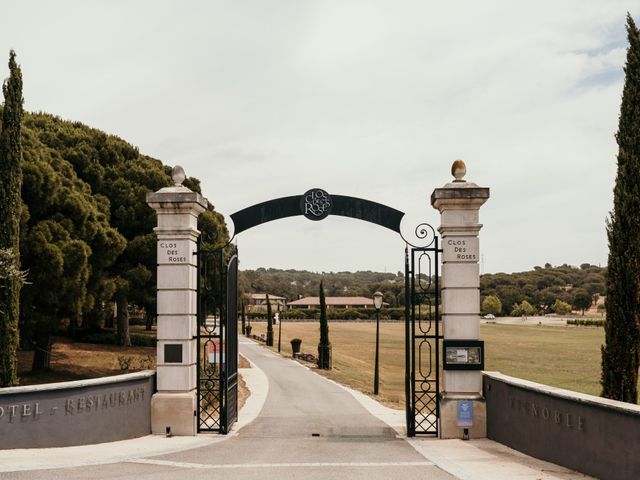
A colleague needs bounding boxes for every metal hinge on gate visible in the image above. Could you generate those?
[193,410,197,417]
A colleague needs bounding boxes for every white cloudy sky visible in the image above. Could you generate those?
[1,1,637,274]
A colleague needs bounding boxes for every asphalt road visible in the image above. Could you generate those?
[4,340,454,480]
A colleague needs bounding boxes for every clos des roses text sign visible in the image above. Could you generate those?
[443,237,479,262]
[158,240,190,264]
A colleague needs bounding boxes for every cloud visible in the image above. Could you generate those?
[2,0,637,273]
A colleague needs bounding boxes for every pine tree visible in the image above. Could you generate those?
[266,294,273,346]
[318,281,332,369]
[0,51,24,386]
[601,14,640,403]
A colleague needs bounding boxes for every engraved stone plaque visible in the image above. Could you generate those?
[443,236,479,263]
[157,240,190,264]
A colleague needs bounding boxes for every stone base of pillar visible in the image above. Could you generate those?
[151,391,197,436]
[439,394,487,439]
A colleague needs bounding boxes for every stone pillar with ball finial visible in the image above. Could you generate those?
[146,166,208,436]
[431,160,490,439]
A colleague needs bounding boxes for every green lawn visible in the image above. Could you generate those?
[481,323,608,395]
[249,321,624,408]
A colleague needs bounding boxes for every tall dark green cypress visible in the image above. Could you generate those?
[0,51,24,387]
[601,14,640,403]
[318,281,331,369]
[266,294,274,346]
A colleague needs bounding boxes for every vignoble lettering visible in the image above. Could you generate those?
[510,397,585,431]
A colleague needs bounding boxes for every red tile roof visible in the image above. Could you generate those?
[248,293,286,300]
[287,296,376,306]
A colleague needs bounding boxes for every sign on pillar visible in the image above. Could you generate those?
[146,166,208,436]
[431,160,490,439]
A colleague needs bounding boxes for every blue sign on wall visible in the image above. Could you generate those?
[457,400,473,427]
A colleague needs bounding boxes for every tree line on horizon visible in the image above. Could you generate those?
[238,262,606,316]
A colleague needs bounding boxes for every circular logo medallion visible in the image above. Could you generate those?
[301,188,332,221]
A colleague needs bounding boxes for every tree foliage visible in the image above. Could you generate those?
[601,14,640,403]
[0,107,227,374]
[552,299,572,315]
[572,288,592,315]
[511,300,536,318]
[265,294,273,346]
[481,264,605,315]
[239,268,405,306]
[239,263,606,318]
[481,295,502,316]
[0,51,24,386]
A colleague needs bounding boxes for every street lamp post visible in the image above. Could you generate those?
[373,291,383,395]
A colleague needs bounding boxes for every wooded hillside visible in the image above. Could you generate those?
[240,263,606,315]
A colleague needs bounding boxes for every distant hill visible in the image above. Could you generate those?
[240,263,606,314]
[480,263,605,315]
[239,268,405,307]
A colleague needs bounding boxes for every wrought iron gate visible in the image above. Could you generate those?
[196,245,238,434]
[224,255,239,430]
[405,238,442,436]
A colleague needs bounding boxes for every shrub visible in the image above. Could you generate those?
[567,319,604,327]
[85,332,116,344]
[138,355,155,369]
[117,355,133,370]
[130,334,156,347]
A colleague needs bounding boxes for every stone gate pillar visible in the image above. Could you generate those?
[146,166,207,436]
[431,160,490,439]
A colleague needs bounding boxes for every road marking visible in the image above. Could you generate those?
[129,459,434,469]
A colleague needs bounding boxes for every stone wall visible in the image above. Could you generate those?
[0,371,155,449]
[484,371,640,480]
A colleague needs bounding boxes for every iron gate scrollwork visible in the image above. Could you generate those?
[196,242,238,434]
[405,232,441,436]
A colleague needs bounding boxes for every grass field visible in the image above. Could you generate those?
[249,321,627,408]
[17,338,156,386]
[17,336,251,410]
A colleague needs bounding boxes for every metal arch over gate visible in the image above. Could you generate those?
[196,187,441,436]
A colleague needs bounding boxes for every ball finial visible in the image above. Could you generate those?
[451,159,466,182]
[171,165,186,186]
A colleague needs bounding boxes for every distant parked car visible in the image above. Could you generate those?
[483,314,495,319]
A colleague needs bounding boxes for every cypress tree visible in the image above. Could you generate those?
[0,50,24,387]
[266,294,273,346]
[601,14,640,403]
[318,281,332,369]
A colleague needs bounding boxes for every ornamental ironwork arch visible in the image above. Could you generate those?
[197,187,441,436]
[228,187,435,248]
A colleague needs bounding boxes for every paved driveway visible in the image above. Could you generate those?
[6,340,453,480]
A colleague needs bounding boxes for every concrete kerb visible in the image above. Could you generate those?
[232,340,270,433]
[0,351,270,473]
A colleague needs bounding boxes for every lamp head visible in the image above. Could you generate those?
[373,291,383,310]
